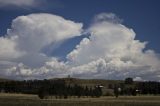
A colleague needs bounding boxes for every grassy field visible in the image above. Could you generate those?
[0,93,160,106]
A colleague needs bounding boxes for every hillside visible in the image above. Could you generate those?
[50,78,125,96]
[53,78,123,87]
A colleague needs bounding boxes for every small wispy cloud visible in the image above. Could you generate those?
[0,0,45,9]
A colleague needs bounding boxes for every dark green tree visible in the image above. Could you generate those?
[125,77,133,85]
[38,86,48,99]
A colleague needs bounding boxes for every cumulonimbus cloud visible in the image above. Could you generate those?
[0,13,83,79]
[0,13,160,81]
[67,13,160,80]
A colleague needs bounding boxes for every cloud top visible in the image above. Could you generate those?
[8,13,83,52]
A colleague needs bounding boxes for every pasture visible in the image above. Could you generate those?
[0,93,160,106]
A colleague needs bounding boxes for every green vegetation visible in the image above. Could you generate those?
[1,77,160,99]
[0,77,160,106]
[0,93,160,106]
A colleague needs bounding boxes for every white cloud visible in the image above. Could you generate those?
[7,13,83,53]
[93,13,123,24]
[0,13,160,81]
[67,17,140,65]
[134,77,143,81]
[67,13,160,80]
[0,0,40,8]
[2,58,69,80]
[0,36,24,60]
[0,13,83,79]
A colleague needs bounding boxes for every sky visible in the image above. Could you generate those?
[0,0,160,81]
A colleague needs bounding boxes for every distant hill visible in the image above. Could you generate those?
[0,77,11,82]
[49,78,125,96]
[51,78,123,86]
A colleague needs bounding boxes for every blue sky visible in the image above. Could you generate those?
[0,0,160,80]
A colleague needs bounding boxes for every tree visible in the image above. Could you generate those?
[38,86,48,99]
[94,86,102,97]
[84,86,89,97]
[114,85,121,98]
[125,77,133,85]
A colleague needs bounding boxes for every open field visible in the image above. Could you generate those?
[0,93,160,106]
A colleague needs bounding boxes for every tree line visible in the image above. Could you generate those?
[0,79,102,99]
[113,78,160,97]
[0,78,160,99]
